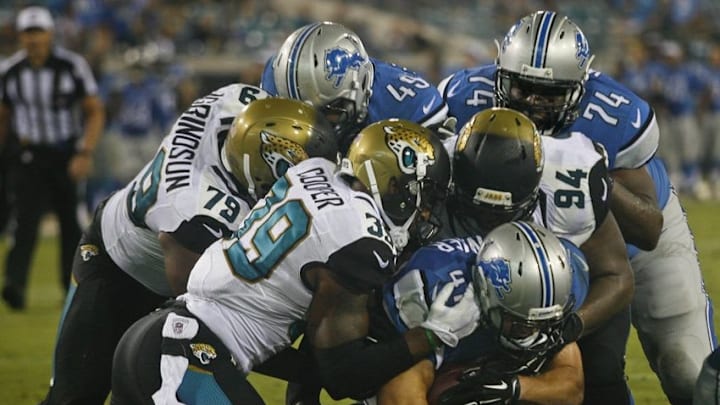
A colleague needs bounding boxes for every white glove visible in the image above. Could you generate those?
[421,282,480,348]
[435,116,458,139]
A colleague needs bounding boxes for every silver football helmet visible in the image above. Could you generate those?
[473,221,575,355]
[272,21,374,142]
[495,11,595,135]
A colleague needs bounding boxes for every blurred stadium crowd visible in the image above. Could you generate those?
[2,0,720,205]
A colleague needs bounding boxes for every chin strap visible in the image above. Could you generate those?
[363,159,415,251]
[242,153,257,200]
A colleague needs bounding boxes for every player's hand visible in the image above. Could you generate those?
[421,283,480,347]
[438,367,520,405]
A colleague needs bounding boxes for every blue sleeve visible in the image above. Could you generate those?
[438,65,496,130]
[559,238,589,310]
[367,60,447,128]
[571,72,657,170]
[259,57,278,95]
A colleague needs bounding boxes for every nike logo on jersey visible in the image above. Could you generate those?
[446,80,462,98]
[373,250,390,269]
[203,223,224,239]
[601,178,609,202]
[422,96,437,115]
[631,108,642,129]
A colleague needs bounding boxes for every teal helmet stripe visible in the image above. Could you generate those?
[532,11,556,68]
[287,23,322,100]
[514,221,554,308]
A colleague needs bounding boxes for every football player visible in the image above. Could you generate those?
[437,106,634,404]
[110,119,479,404]
[379,221,588,405]
[260,21,450,152]
[40,94,338,405]
[439,11,717,405]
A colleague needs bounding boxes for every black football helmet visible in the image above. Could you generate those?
[448,107,543,235]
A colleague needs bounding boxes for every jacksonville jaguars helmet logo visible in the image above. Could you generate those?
[80,244,99,262]
[190,343,217,365]
[575,32,590,69]
[325,47,367,87]
[260,130,309,179]
[384,125,436,175]
[480,258,513,299]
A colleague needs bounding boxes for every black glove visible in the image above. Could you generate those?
[438,367,521,405]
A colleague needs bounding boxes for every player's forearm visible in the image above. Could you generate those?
[314,329,432,400]
[577,265,633,336]
[517,365,583,405]
[609,173,663,250]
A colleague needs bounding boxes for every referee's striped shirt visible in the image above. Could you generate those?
[0,46,98,145]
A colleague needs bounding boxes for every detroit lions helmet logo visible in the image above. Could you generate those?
[385,125,436,175]
[480,258,513,299]
[575,32,590,69]
[260,130,309,179]
[325,47,367,87]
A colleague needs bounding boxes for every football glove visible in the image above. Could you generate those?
[421,283,480,347]
[438,367,521,405]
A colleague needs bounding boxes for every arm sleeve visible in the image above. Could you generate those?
[587,145,611,231]
[322,237,396,294]
[169,216,232,254]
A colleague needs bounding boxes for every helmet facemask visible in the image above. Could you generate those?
[495,69,585,136]
[361,153,446,250]
[449,180,539,235]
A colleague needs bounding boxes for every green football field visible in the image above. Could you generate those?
[1,200,719,404]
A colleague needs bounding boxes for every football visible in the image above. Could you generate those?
[427,362,471,405]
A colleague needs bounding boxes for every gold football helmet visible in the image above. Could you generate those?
[222,97,338,200]
[341,119,450,249]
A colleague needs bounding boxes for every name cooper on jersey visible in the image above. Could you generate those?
[297,167,345,209]
[164,90,225,193]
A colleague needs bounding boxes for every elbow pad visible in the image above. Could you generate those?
[315,336,414,400]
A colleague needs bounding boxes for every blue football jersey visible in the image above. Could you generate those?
[382,235,588,368]
[440,64,672,212]
[261,57,448,129]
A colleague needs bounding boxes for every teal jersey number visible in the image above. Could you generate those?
[126,148,166,227]
[225,178,311,281]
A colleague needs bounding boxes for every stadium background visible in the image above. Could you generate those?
[1,0,719,404]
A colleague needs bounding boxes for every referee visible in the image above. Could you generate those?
[0,6,105,310]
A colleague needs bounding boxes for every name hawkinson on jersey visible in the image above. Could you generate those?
[163,89,225,193]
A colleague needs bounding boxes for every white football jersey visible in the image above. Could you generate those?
[101,83,269,296]
[532,132,610,246]
[442,132,609,246]
[181,158,397,373]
